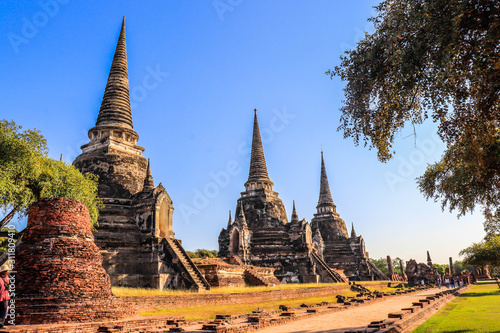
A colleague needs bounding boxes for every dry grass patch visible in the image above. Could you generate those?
[113,281,390,297]
[139,294,357,321]
[137,283,399,321]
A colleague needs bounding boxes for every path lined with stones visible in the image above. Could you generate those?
[175,286,452,333]
[255,287,443,333]
[1,286,465,332]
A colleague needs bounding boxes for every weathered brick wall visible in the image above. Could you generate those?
[15,198,135,325]
[121,282,389,311]
[197,264,247,287]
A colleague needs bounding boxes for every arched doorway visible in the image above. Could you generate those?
[231,229,240,254]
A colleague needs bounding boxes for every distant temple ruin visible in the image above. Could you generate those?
[218,111,386,282]
[386,255,407,282]
[73,19,210,291]
[405,251,440,284]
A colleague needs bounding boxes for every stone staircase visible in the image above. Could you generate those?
[164,238,211,291]
[311,252,348,283]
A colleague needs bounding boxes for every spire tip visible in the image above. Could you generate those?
[95,18,133,129]
[246,107,273,187]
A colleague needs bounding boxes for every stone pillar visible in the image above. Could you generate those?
[449,257,454,275]
[387,255,394,275]
[399,260,407,281]
[16,198,135,325]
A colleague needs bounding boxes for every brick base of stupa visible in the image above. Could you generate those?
[15,297,134,325]
[14,198,136,325]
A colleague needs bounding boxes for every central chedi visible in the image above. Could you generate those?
[219,110,346,283]
[74,18,210,291]
[219,111,387,282]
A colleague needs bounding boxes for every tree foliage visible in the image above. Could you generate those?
[371,257,406,275]
[433,263,446,276]
[187,249,219,259]
[0,227,18,256]
[0,120,102,226]
[371,257,389,275]
[330,0,500,227]
[452,260,474,274]
[459,235,500,267]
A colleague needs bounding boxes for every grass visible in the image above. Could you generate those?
[133,282,402,321]
[113,283,349,297]
[139,294,354,321]
[113,280,391,297]
[413,281,500,333]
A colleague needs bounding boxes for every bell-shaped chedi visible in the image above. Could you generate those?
[16,198,134,325]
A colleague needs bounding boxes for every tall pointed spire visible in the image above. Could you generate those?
[245,109,273,190]
[351,222,357,238]
[291,200,299,223]
[95,17,133,129]
[227,210,233,228]
[143,158,154,191]
[427,251,433,266]
[316,151,336,212]
[83,18,143,156]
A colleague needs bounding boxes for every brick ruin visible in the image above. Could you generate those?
[472,265,492,280]
[192,257,280,287]
[15,198,134,325]
[218,111,387,282]
[405,251,440,284]
[386,255,407,282]
[73,18,210,291]
[399,259,408,281]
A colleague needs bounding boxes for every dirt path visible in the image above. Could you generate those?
[257,287,443,333]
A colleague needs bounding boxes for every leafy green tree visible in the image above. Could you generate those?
[0,227,19,256]
[370,257,390,275]
[453,260,474,274]
[433,263,446,276]
[0,120,46,224]
[0,120,102,226]
[393,257,405,274]
[330,0,500,229]
[186,251,198,258]
[459,235,500,268]
[186,249,218,259]
[195,249,218,258]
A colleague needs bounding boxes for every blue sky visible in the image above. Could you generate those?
[1,0,485,264]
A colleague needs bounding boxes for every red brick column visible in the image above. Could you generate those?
[15,198,136,325]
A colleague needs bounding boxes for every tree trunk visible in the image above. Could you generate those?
[0,208,17,229]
